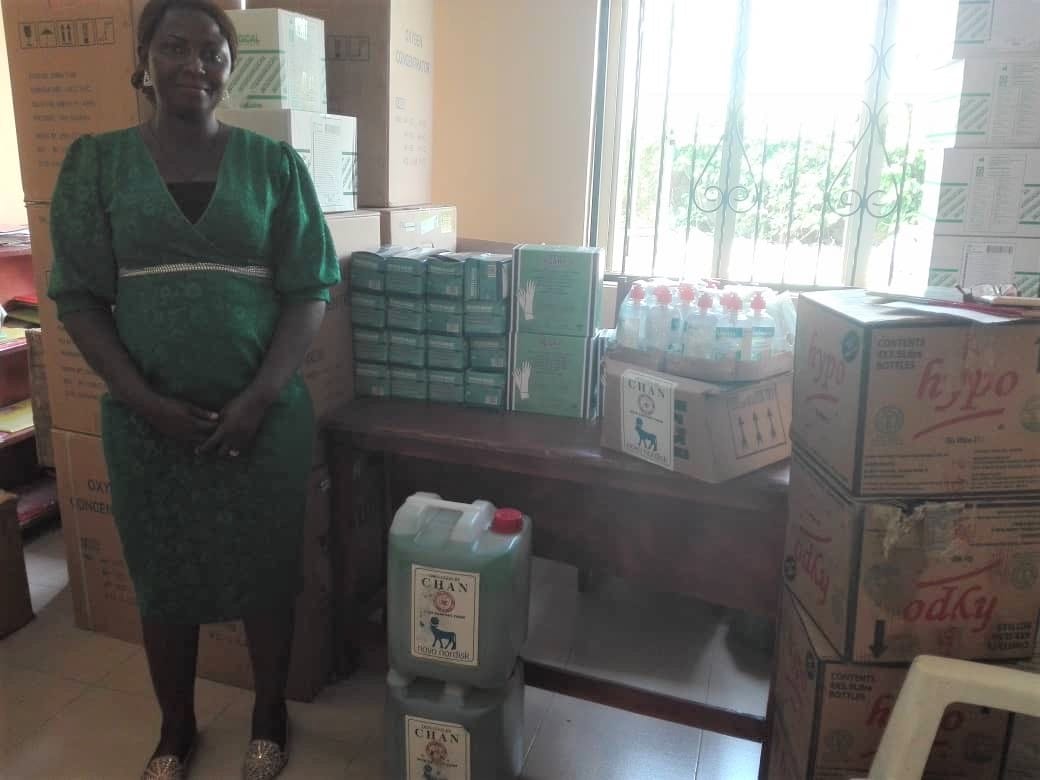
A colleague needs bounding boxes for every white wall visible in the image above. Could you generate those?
[0,12,26,226]
[432,0,600,246]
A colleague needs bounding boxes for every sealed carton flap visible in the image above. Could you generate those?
[804,289,967,326]
[790,590,842,662]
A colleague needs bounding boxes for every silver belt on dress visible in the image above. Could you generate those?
[118,262,272,280]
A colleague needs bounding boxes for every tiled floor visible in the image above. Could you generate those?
[2,524,772,779]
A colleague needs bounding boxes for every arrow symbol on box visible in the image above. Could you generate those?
[738,416,748,449]
[767,408,777,438]
[870,620,888,659]
[753,412,763,444]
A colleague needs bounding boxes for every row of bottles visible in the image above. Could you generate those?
[616,281,796,361]
[386,494,533,779]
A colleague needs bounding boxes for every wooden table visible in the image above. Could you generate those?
[326,399,789,749]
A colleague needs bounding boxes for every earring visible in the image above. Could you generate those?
[142,70,153,87]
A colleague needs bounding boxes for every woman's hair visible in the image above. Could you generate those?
[130,0,238,102]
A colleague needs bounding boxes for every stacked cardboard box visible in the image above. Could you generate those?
[927,5,1040,293]
[770,289,1040,778]
[350,247,513,408]
[507,244,606,418]
[1,490,33,638]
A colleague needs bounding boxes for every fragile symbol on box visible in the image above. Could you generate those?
[19,18,115,49]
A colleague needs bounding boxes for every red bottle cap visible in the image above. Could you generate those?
[698,292,714,311]
[678,283,696,304]
[492,508,524,534]
[629,283,646,303]
[653,286,673,304]
[751,292,767,313]
[724,292,742,312]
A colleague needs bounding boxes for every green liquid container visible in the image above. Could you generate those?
[388,495,531,690]
[384,663,524,780]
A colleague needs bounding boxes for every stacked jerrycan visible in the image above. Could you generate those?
[385,493,533,780]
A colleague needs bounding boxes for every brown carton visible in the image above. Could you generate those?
[793,289,1040,497]
[378,205,456,251]
[0,490,34,638]
[305,210,381,421]
[2,0,237,202]
[1003,657,1040,779]
[784,453,1040,664]
[25,328,54,467]
[601,358,792,483]
[774,589,1011,780]
[30,204,376,432]
[248,0,434,207]
[766,714,801,780]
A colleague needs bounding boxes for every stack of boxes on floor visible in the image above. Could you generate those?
[769,289,1040,779]
[1,0,388,701]
[926,2,1040,296]
[507,244,606,418]
[349,246,512,408]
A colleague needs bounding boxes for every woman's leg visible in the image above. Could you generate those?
[243,605,296,746]
[142,619,200,759]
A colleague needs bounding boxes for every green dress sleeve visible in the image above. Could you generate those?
[48,134,118,319]
[271,142,341,303]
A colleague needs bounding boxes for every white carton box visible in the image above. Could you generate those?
[218,110,357,212]
[792,289,1040,497]
[954,0,1040,58]
[924,148,1040,237]
[226,9,327,113]
[929,235,1040,296]
[931,58,1040,148]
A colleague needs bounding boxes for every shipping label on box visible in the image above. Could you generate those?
[513,244,603,337]
[929,234,1040,296]
[925,147,1040,236]
[218,110,357,212]
[226,9,327,113]
[955,0,1040,57]
[379,206,456,251]
[602,359,792,483]
[774,590,1010,780]
[784,454,1040,664]
[793,289,1040,496]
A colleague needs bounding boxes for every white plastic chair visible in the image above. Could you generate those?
[865,655,1040,779]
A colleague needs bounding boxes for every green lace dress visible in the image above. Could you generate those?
[48,126,340,623]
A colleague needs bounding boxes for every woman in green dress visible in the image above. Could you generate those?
[48,1,339,777]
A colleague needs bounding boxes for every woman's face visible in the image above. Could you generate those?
[144,7,232,119]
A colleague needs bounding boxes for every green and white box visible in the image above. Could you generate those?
[469,335,509,370]
[355,362,390,397]
[353,328,389,363]
[929,58,1040,148]
[226,9,327,113]
[929,235,1040,296]
[218,110,356,212]
[465,253,512,301]
[390,367,428,400]
[465,370,507,409]
[389,331,427,368]
[427,253,468,299]
[387,296,426,332]
[924,147,1040,237]
[464,299,509,336]
[954,0,1040,58]
[509,332,599,419]
[428,370,465,403]
[513,244,603,337]
[427,334,467,371]
[351,291,386,329]
[386,249,438,297]
[427,334,466,353]
[426,298,464,335]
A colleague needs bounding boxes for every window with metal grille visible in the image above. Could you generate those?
[595,0,959,289]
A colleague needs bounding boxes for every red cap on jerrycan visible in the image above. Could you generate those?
[492,508,524,534]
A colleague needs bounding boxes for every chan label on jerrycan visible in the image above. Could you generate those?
[411,566,480,667]
[406,716,470,780]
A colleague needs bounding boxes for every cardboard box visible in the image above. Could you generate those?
[1003,657,1040,778]
[304,210,382,421]
[792,289,1040,497]
[25,328,54,468]
[954,0,1040,58]
[928,235,1040,295]
[601,359,793,483]
[426,253,467,298]
[468,335,509,371]
[465,384,506,410]
[355,362,390,397]
[379,206,456,251]
[765,714,801,780]
[387,296,426,332]
[784,453,1040,664]
[774,589,1011,780]
[427,348,467,372]
[29,204,106,437]
[508,332,600,419]
[1,491,33,638]
[425,298,463,336]
[225,9,327,113]
[465,253,512,301]
[513,245,603,337]
[389,366,427,400]
[428,369,464,403]
[931,58,1040,148]
[664,349,794,384]
[352,328,389,363]
[924,147,1040,237]
[248,0,434,207]
[53,429,142,644]
[217,110,357,212]
[196,466,334,702]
